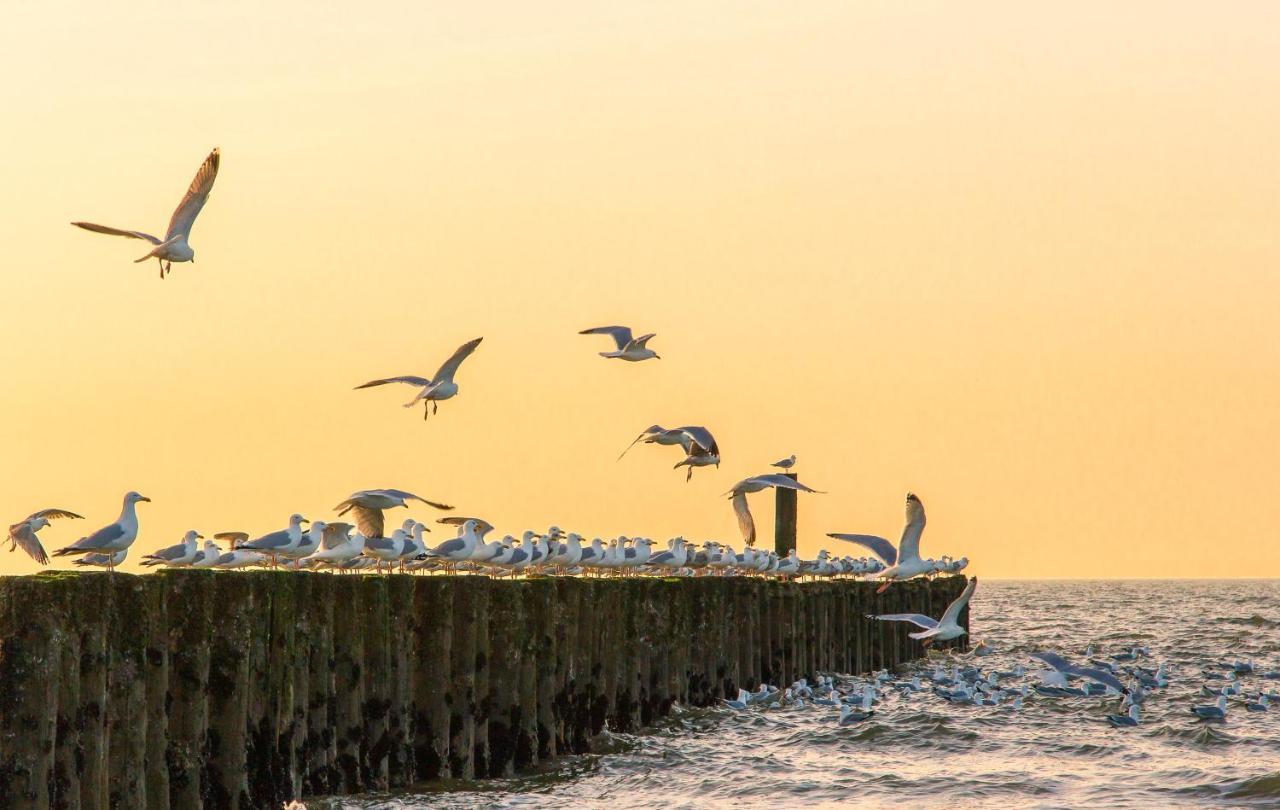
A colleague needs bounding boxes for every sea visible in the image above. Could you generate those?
[312,580,1280,809]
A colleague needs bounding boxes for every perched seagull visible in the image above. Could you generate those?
[71,148,220,279]
[867,577,977,647]
[214,545,267,569]
[73,549,128,571]
[334,488,453,538]
[828,492,932,593]
[7,508,84,565]
[427,519,481,570]
[237,514,309,564]
[437,515,495,535]
[771,455,796,472]
[578,325,660,361]
[364,528,411,571]
[354,337,483,420]
[305,522,364,566]
[726,473,824,546]
[190,540,222,569]
[140,530,202,567]
[1030,651,1128,694]
[53,491,150,560]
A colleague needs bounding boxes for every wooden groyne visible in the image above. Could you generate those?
[0,572,968,809]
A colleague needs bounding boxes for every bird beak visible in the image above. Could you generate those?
[139,496,152,502]
[196,534,204,540]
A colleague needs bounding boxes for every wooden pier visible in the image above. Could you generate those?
[0,571,968,809]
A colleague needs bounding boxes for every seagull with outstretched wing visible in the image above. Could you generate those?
[867,577,977,647]
[7,508,84,565]
[72,148,220,278]
[828,492,933,593]
[579,325,660,361]
[333,488,453,538]
[725,473,824,546]
[355,337,483,420]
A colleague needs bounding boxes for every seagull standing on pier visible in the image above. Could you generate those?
[236,514,310,565]
[52,491,150,561]
[333,488,453,538]
[828,492,933,593]
[73,549,129,571]
[140,530,202,567]
[866,577,977,647]
[726,474,824,546]
[354,337,483,421]
[578,325,660,361]
[771,455,796,472]
[7,508,84,565]
[71,148,220,279]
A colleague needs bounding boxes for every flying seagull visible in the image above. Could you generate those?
[617,424,686,461]
[671,426,721,482]
[72,148,220,279]
[333,488,453,538]
[355,337,483,420]
[579,326,660,361]
[1031,651,1128,694]
[53,491,150,559]
[867,577,977,647]
[7,508,84,565]
[726,473,824,546]
[828,492,933,593]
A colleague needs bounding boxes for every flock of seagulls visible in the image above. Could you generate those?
[51,146,977,593]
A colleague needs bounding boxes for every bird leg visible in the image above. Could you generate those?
[423,401,430,421]
[158,258,165,279]
[432,400,438,415]
[876,581,892,594]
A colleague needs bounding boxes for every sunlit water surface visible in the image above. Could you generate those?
[313,581,1280,809]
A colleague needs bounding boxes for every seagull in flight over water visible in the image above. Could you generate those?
[579,326,660,361]
[72,148,220,279]
[355,337,483,420]
[867,577,977,647]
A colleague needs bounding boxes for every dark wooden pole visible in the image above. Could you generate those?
[774,472,798,556]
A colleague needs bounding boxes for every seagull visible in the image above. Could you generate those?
[617,424,686,460]
[71,148,220,279]
[726,473,824,546]
[866,577,977,647]
[333,488,453,538]
[838,692,875,725]
[52,491,150,560]
[190,540,222,569]
[1190,695,1228,721]
[428,519,481,571]
[721,689,751,710]
[771,455,796,472]
[828,492,932,593]
[73,549,128,571]
[7,508,84,565]
[354,337,483,420]
[140,530,202,567]
[1106,704,1140,727]
[364,528,411,571]
[289,521,327,561]
[214,545,267,569]
[236,514,310,565]
[304,522,364,566]
[671,426,721,481]
[578,325,660,361]
[1030,651,1128,694]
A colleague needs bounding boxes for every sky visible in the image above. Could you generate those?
[1,1,1277,577]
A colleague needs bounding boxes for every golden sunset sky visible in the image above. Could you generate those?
[1,2,1277,577]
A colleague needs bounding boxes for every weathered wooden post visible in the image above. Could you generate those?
[774,473,798,556]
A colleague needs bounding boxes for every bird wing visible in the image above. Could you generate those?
[376,489,454,511]
[349,505,384,539]
[867,613,939,630]
[1072,666,1126,693]
[618,425,665,461]
[144,543,186,561]
[1030,651,1073,673]
[732,492,756,546]
[75,522,126,550]
[71,222,162,244]
[677,426,718,455]
[354,375,432,390]
[25,508,84,522]
[628,332,657,349]
[751,473,824,493]
[165,147,220,240]
[940,577,977,627]
[432,337,483,383]
[241,530,288,550]
[429,538,466,557]
[579,326,632,351]
[7,522,49,565]
[826,534,897,566]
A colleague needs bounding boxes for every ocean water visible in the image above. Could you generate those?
[313,580,1280,809]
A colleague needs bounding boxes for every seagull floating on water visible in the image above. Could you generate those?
[72,148,220,279]
[52,491,150,561]
[355,337,483,421]
[828,492,933,593]
[1106,704,1140,727]
[7,507,84,565]
[1190,695,1228,721]
[867,576,977,648]
[578,325,660,361]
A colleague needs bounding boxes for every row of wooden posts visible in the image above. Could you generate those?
[0,570,968,809]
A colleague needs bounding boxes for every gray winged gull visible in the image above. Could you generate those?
[578,325,660,361]
[140,530,202,567]
[354,337,483,420]
[7,507,84,565]
[72,148,220,279]
[334,488,452,539]
[725,474,823,546]
[867,576,977,647]
[828,492,932,592]
[53,491,150,560]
